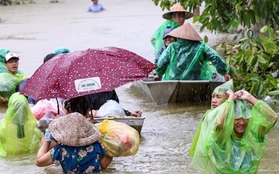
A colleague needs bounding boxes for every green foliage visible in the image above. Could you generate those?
[217,26,279,98]
[151,0,279,34]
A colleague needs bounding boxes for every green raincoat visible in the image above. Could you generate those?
[0,92,42,156]
[0,73,20,100]
[0,48,10,73]
[192,100,278,174]
[151,20,180,58]
[156,39,228,80]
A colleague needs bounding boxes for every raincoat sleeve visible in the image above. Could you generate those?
[207,100,235,144]
[250,100,278,138]
[155,44,176,78]
[188,110,211,156]
[150,20,179,58]
[203,44,228,75]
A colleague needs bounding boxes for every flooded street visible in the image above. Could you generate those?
[1,0,279,173]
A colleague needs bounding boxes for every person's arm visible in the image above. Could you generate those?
[204,44,228,76]
[234,90,258,105]
[213,90,237,144]
[0,97,7,104]
[123,109,142,117]
[101,3,106,10]
[27,96,36,107]
[87,5,92,12]
[37,129,57,166]
[123,109,131,116]
[215,90,236,130]
[236,90,278,137]
[36,141,53,167]
[155,45,172,77]
[100,155,113,169]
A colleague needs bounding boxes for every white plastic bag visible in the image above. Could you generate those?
[96,100,126,118]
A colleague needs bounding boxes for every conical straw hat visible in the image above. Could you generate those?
[162,3,193,20]
[167,23,203,41]
[49,112,101,146]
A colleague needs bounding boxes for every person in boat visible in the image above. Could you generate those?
[188,79,233,156]
[192,89,278,173]
[36,112,113,173]
[151,3,193,60]
[0,92,42,156]
[155,23,230,81]
[153,27,177,81]
[154,26,177,65]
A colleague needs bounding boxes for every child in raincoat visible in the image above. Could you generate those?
[192,89,278,173]
[0,92,42,156]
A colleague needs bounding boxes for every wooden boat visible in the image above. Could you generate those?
[132,76,224,105]
[94,116,145,134]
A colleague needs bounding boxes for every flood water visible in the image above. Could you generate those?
[1,0,279,173]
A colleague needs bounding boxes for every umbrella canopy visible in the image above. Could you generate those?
[21,47,156,100]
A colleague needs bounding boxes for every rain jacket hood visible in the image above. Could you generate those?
[0,92,42,156]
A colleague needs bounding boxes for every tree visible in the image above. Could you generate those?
[152,0,279,98]
[152,0,279,34]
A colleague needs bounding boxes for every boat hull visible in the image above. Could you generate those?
[133,78,223,105]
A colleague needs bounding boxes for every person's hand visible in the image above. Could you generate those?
[226,89,237,101]
[44,129,53,142]
[131,110,142,117]
[234,90,250,100]
[235,90,258,105]
[153,75,161,81]
[0,97,7,104]
[224,74,231,81]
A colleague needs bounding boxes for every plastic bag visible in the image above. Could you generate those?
[31,99,57,120]
[0,73,20,100]
[98,120,140,157]
[96,100,126,118]
[36,111,56,133]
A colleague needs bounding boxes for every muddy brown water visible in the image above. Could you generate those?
[1,0,279,173]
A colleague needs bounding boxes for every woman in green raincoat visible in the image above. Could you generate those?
[150,3,193,59]
[0,92,42,156]
[192,89,278,173]
[156,23,229,80]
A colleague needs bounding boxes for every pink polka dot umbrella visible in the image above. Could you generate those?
[21,47,157,100]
